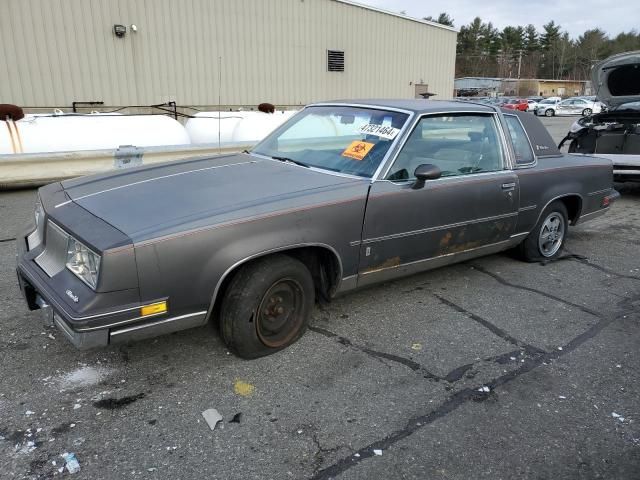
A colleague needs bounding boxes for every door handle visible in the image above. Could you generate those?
[501,182,516,190]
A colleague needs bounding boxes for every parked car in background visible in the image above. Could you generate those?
[534,98,561,116]
[537,97,603,117]
[561,51,640,182]
[501,98,529,111]
[526,96,544,111]
[526,99,541,112]
[16,100,618,357]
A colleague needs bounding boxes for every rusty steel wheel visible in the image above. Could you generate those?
[219,254,314,359]
[256,278,306,348]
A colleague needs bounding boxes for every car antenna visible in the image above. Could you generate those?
[218,55,222,154]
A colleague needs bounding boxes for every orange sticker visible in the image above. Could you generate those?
[341,141,375,161]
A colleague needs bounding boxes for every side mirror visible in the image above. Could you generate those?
[412,163,441,189]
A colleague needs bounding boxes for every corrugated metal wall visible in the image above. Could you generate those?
[0,0,457,108]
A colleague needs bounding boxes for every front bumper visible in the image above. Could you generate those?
[16,265,109,348]
[17,263,208,349]
[16,227,207,350]
[16,183,209,349]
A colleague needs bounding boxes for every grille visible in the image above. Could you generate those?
[35,222,69,277]
[327,50,344,72]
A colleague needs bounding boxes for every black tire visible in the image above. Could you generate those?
[581,108,592,116]
[518,201,569,262]
[220,254,315,359]
[545,109,554,117]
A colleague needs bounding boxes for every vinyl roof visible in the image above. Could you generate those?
[311,99,495,114]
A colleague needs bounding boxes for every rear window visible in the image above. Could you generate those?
[504,115,535,165]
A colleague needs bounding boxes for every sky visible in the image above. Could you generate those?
[356,0,640,38]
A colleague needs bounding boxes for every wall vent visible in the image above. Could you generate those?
[327,50,345,72]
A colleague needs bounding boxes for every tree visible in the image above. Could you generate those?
[523,24,539,53]
[575,29,607,78]
[423,12,454,27]
[540,21,561,50]
[608,30,640,54]
[540,21,562,78]
[456,17,500,76]
[452,15,640,81]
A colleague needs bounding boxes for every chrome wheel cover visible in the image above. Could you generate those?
[538,212,565,257]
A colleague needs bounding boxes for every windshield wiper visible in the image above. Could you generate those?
[271,155,309,168]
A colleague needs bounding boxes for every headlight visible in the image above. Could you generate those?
[66,237,101,289]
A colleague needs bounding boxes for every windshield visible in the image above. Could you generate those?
[539,99,555,104]
[252,106,409,178]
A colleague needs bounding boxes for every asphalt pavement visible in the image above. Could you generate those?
[1,115,639,479]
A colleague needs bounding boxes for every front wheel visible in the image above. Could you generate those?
[545,109,555,117]
[581,108,592,116]
[518,201,569,262]
[220,254,315,359]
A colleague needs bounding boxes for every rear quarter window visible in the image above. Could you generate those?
[504,115,535,166]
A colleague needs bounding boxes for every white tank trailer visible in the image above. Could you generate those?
[185,110,298,145]
[0,112,191,154]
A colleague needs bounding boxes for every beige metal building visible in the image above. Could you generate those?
[0,0,457,111]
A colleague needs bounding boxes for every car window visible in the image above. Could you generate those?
[504,115,535,166]
[386,114,504,181]
[252,106,409,178]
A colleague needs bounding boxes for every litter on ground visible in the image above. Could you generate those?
[61,452,81,474]
[202,409,223,430]
[233,379,255,397]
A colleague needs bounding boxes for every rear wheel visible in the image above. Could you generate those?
[581,108,592,116]
[545,109,555,117]
[220,254,315,359]
[518,201,568,262]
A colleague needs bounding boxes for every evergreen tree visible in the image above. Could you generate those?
[423,13,454,27]
[450,15,640,80]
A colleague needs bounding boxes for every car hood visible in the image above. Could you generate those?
[592,50,640,107]
[61,154,365,241]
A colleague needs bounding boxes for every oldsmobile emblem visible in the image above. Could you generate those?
[66,289,79,303]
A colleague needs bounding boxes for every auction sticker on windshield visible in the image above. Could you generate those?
[359,124,400,140]
[342,141,375,161]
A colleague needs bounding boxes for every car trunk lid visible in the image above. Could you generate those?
[592,50,640,107]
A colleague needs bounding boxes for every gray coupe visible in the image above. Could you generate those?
[16,100,619,357]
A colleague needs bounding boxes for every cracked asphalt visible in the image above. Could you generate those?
[1,116,639,479]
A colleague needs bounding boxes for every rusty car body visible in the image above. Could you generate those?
[16,100,619,357]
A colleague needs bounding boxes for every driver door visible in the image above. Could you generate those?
[357,113,519,286]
